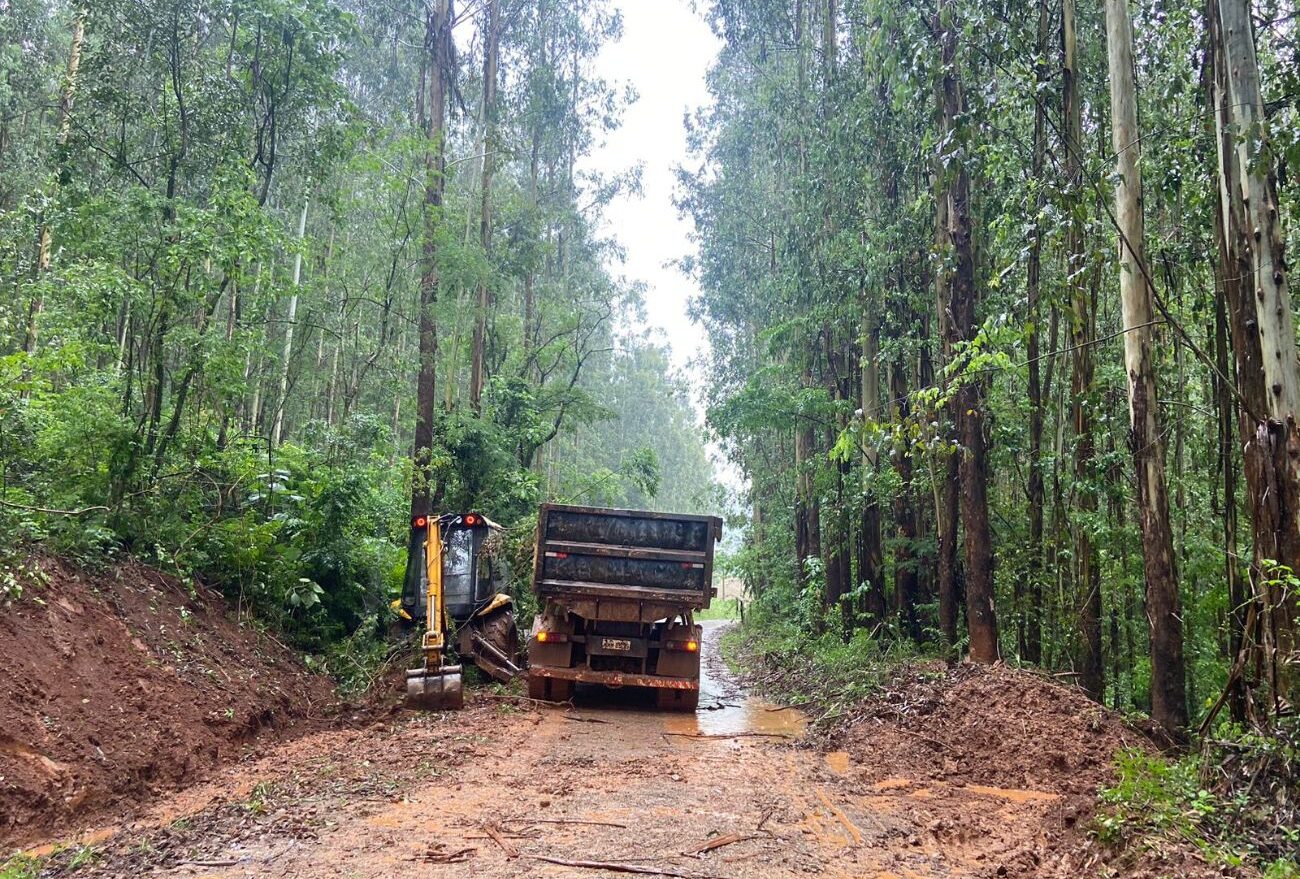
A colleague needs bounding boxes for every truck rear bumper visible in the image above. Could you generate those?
[528,665,698,691]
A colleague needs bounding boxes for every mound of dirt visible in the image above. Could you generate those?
[825,663,1241,878]
[832,663,1148,798]
[0,554,338,848]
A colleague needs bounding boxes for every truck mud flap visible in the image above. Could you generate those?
[529,666,698,691]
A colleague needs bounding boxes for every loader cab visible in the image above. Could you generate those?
[441,515,496,619]
[400,513,504,624]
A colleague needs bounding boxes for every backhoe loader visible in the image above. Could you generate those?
[399,512,520,710]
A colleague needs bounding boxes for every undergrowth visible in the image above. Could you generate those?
[1096,717,1299,877]
[0,855,39,879]
[721,605,925,730]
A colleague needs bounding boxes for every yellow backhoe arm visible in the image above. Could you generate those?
[404,515,463,710]
[422,518,445,665]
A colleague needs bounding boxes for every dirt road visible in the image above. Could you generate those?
[25,623,1087,879]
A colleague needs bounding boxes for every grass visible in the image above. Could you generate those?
[0,856,40,879]
[719,609,925,731]
[697,597,740,620]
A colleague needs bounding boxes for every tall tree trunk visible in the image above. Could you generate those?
[1104,0,1187,736]
[1063,0,1102,697]
[1021,0,1049,665]
[408,0,450,527]
[271,198,308,448]
[1210,0,1300,715]
[939,0,998,663]
[933,154,960,650]
[25,7,85,356]
[469,0,499,414]
[795,366,822,592]
[889,358,920,639]
[859,313,886,625]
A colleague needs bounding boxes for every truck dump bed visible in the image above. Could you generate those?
[532,503,722,608]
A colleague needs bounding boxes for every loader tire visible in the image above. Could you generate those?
[478,608,519,667]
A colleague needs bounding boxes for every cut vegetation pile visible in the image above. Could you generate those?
[0,555,337,848]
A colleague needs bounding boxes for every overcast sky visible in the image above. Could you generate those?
[584,0,721,373]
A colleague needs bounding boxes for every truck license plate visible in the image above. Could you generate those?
[601,638,632,652]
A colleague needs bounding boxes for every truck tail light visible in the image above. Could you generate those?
[536,631,569,644]
[665,640,699,653]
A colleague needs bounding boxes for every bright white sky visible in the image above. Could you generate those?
[584,0,721,373]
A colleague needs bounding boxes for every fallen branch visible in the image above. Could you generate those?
[502,817,629,829]
[482,823,519,859]
[563,714,610,724]
[417,845,476,864]
[177,859,239,868]
[683,831,760,855]
[476,693,554,707]
[0,498,109,517]
[530,855,719,878]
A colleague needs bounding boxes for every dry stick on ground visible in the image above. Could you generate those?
[417,846,477,864]
[481,822,520,859]
[562,714,610,724]
[816,788,863,847]
[176,860,240,868]
[530,855,722,879]
[683,831,761,856]
[501,817,630,829]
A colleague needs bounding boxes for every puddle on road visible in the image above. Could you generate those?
[663,621,807,739]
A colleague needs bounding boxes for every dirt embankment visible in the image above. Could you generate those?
[801,662,1238,878]
[0,554,338,847]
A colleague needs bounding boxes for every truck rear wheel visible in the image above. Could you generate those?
[656,687,699,712]
[527,674,574,704]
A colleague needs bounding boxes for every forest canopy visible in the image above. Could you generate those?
[0,0,719,648]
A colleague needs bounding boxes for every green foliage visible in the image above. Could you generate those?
[727,593,924,726]
[1097,720,1300,875]
[316,614,394,698]
[1,0,720,684]
[0,855,41,879]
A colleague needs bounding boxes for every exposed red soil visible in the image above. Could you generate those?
[0,554,338,847]
[823,662,1245,878]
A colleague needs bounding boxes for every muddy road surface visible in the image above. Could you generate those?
[24,623,1082,879]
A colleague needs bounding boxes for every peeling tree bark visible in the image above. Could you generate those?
[409,0,450,522]
[1209,0,1300,715]
[1104,0,1187,737]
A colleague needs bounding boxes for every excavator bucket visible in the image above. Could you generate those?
[405,664,464,711]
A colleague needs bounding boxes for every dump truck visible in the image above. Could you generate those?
[525,503,723,710]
